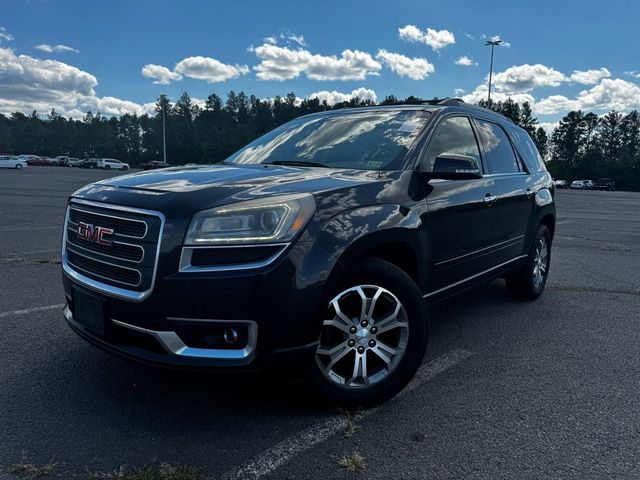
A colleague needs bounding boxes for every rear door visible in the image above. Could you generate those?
[421,115,500,291]
[473,119,534,264]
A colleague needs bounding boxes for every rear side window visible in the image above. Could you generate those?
[511,129,546,172]
[475,120,520,174]
[424,116,481,170]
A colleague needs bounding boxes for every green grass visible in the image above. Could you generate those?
[85,463,202,480]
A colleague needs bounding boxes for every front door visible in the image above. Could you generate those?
[421,116,501,291]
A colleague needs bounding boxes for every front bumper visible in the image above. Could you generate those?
[62,239,342,371]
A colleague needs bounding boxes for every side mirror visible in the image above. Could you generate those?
[430,153,482,180]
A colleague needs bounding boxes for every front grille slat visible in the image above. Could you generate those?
[63,201,163,297]
[66,248,141,287]
[70,208,147,238]
[67,224,144,262]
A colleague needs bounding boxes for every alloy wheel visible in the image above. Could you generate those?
[316,285,409,389]
[532,237,549,290]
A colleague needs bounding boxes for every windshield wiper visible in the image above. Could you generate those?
[269,160,329,168]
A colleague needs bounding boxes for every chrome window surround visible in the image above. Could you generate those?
[62,199,165,302]
[178,243,289,273]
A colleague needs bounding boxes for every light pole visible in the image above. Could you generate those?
[485,39,502,107]
[162,101,167,163]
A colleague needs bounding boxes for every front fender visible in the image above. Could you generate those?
[315,204,427,289]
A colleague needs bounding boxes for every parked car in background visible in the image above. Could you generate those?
[141,160,169,170]
[97,158,129,170]
[54,156,71,166]
[79,159,99,169]
[26,156,53,166]
[570,180,585,189]
[554,179,568,189]
[18,154,40,163]
[68,158,82,167]
[583,179,594,189]
[0,155,28,169]
[593,178,616,191]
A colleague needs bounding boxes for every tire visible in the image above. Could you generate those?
[105,165,111,170]
[307,258,428,408]
[123,166,128,171]
[506,225,551,301]
[15,163,22,170]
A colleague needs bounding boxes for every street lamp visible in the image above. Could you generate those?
[485,38,502,107]
[162,101,167,163]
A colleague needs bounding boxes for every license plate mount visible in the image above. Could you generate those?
[74,289,106,336]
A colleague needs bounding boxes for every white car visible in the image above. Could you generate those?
[97,158,130,170]
[570,180,586,189]
[18,154,40,162]
[0,156,28,169]
[68,157,82,167]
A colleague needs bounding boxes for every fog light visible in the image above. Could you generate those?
[223,328,239,345]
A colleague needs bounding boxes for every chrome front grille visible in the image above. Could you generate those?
[62,200,165,302]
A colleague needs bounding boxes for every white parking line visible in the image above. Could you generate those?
[221,348,473,480]
[0,304,65,319]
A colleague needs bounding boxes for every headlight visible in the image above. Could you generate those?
[184,193,316,245]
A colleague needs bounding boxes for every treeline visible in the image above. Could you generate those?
[1,91,639,190]
[479,98,640,191]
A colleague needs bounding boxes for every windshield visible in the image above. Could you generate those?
[225,110,430,170]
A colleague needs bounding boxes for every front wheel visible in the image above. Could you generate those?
[104,165,111,170]
[122,166,128,171]
[307,258,428,408]
[506,225,551,300]
[15,163,22,169]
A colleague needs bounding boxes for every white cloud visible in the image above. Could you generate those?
[461,84,535,106]
[376,49,434,80]
[487,35,511,47]
[538,121,559,134]
[570,67,611,85]
[492,64,567,92]
[0,27,13,43]
[308,87,377,106]
[0,47,146,118]
[453,88,466,96]
[35,44,79,53]
[141,64,183,84]
[286,33,306,47]
[174,56,249,83]
[455,55,477,67]
[398,25,455,51]
[625,71,640,79]
[263,36,277,45]
[253,43,381,81]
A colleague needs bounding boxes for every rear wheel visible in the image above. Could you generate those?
[15,163,22,169]
[307,258,428,408]
[506,225,551,300]
[105,165,111,170]
[122,165,128,171]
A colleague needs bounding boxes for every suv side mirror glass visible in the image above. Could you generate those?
[430,153,482,180]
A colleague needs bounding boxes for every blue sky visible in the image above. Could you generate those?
[2,0,640,128]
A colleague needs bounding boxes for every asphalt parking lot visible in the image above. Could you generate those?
[1,167,640,479]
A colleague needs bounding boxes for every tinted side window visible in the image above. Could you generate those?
[424,116,481,170]
[476,120,520,174]
[511,129,546,172]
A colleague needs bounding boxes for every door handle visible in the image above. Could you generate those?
[484,194,498,205]
[526,188,535,198]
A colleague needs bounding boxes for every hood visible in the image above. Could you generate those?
[72,163,383,212]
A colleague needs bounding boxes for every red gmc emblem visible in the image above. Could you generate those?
[77,222,114,246]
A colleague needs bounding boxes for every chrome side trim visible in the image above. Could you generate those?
[62,199,165,302]
[178,243,289,273]
[68,205,148,239]
[111,318,257,360]
[435,235,525,268]
[425,254,528,298]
